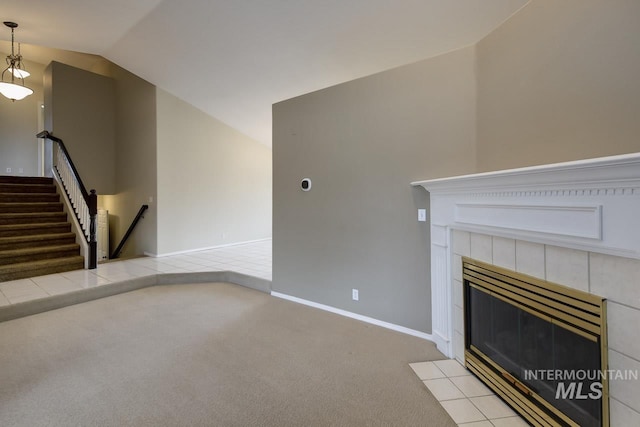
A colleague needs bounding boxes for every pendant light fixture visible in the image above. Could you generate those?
[0,21,33,101]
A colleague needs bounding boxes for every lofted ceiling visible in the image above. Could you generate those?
[1,0,528,146]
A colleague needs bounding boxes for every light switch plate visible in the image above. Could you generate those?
[418,209,427,222]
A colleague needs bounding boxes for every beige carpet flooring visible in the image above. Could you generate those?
[0,282,455,426]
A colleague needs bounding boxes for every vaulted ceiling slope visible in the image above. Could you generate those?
[2,0,527,146]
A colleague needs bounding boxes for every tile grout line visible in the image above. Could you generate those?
[411,360,526,426]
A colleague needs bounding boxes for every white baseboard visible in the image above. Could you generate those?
[144,237,271,258]
[270,291,434,342]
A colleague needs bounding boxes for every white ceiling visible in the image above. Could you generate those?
[1,0,527,146]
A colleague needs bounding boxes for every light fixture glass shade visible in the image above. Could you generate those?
[0,81,33,100]
[9,67,29,78]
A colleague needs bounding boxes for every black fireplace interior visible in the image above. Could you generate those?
[466,285,602,427]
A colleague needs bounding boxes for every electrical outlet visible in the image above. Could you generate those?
[5,167,11,173]
[352,289,359,301]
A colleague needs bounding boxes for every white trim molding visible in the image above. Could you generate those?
[412,152,640,357]
[454,203,603,240]
[144,238,272,258]
[271,291,434,342]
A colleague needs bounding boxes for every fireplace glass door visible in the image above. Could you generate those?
[463,257,607,427]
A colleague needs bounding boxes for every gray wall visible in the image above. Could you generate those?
[476,0,640,171]
[273,47,477,332]
[98,64,158,257]
[45,61,116,194]
[0,57,44,176]
[272,0,640,334]
[156,89,272,256]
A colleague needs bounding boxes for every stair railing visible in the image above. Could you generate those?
[111,204,149,259]
[37,131,98,269]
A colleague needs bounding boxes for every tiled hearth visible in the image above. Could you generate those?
[410,359,528,426]
[412,153,640,425]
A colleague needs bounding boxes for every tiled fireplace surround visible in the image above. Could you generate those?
[413,153,640,425]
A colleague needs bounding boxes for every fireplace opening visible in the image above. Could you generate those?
[463,257,608,427]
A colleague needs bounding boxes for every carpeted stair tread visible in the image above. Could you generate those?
[0,202,64,213]
[0,212,67,225]
[0,255,84,282]
[0,233,76,251]
[0,193,60,203]
[0,222,71,237]
[0,243,81,265]
[0,183,57,193]
[0,243,80,265]
[0,176,53,185]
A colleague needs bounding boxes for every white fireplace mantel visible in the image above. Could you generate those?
[411,152,640,357]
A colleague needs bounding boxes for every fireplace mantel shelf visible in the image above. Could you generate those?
[412,152,640,195]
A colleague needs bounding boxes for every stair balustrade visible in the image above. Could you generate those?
[37,131,98,269]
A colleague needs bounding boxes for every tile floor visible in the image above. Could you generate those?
[410,359,529,427]
[0,239,272,306]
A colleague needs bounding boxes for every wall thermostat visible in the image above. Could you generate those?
[301,178,312,191]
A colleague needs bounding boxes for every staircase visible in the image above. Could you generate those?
[0,176,84,282]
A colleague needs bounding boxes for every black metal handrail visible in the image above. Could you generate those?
[37,131,91,200]
[111,204,149,259]
[37,130,98,269]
